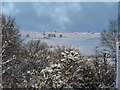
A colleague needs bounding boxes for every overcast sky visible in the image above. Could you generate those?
[2,2,118,32]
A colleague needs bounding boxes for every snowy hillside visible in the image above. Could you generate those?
[20,30,101,55]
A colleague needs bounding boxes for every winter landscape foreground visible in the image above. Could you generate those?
[2,16,116,89]
[2,1,118,89]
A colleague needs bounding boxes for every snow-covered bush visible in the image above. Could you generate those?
[30,47,86,89]
[32,63,64,88]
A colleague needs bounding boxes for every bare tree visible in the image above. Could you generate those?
[101,18,118,61]
[100,18,120,87]
[16,40,50,88]
[93,47,115,88]
[2,15,23,88]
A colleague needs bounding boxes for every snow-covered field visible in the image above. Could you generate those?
[21,30,101,56]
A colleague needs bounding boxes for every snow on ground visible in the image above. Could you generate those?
[20,30,101,56]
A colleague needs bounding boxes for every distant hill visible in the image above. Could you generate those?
[20,30,100,55]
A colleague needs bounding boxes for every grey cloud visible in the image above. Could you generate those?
[2,2,20,15]
[2,2,118,32]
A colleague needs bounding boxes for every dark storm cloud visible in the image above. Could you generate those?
[2,2,118,32]
[64,2,118,32]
